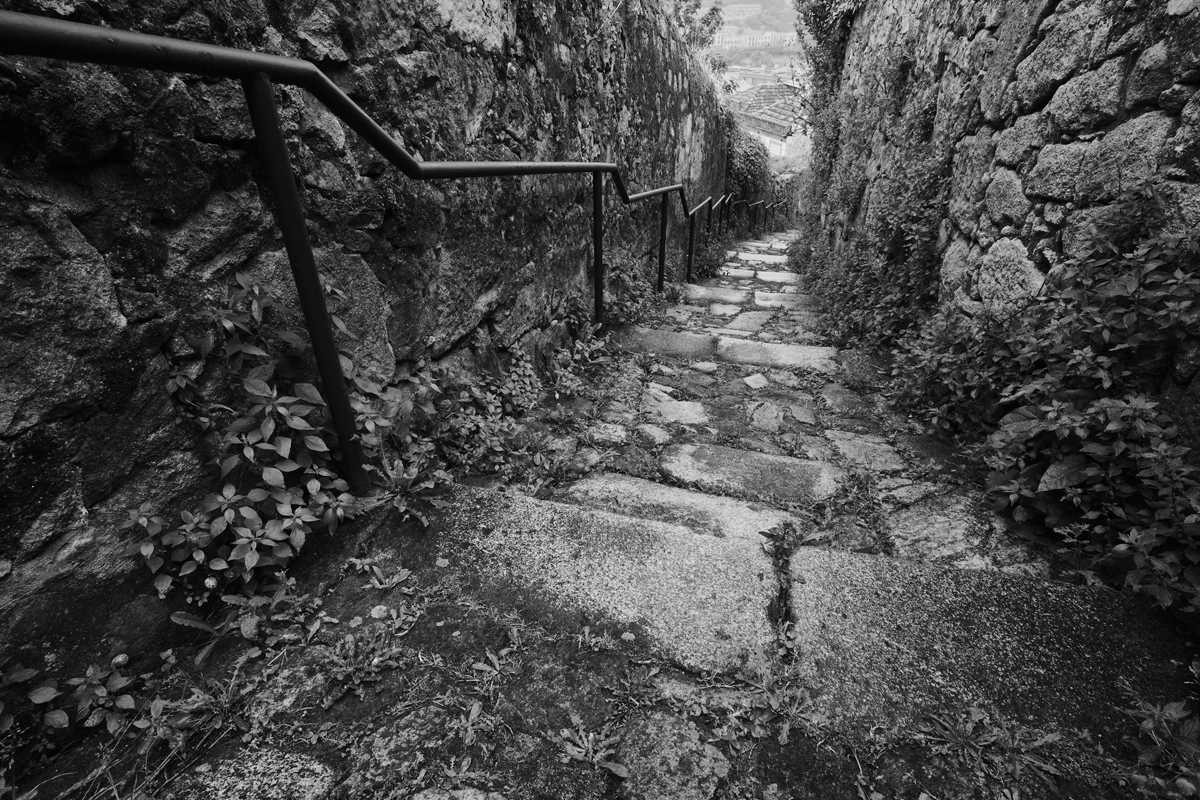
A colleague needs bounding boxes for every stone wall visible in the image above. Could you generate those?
[801,0,1200,428]
[0,0,732,666]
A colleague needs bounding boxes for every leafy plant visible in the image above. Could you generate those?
[604,252,658,325]
[125,272,363,605]
[886,178,1200,610]
[319,627,407,708]
[1123,695,1200,797]
[917,705,1063,790]
[550,713,628,778]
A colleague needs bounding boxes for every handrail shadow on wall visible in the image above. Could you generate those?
[0,10,782,491]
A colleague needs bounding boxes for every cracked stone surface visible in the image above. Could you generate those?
[443,485,777,673]
[660,443,845,504]
[558,472,795,540]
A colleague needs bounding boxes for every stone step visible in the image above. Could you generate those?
[715,337,838,374]
[755,291,815,309]
[789,547,1191,733]
[660,443,845,505]
[612,326,716,359]
[755,270,801,284]
[717,267,801,285]
[720,267,756,279]
[614,326,837,375]
[737,251,789,264]
[439,485,777,673]
[683,284,751,305]
[556,472,796,540]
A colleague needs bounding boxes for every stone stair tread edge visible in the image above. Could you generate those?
[438,484,778,674]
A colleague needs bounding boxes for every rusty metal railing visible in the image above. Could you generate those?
[0,10,761,491]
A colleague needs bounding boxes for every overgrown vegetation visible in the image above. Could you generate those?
[726,122,772,202]
[891,179,1200,611]
[792,150,945,347]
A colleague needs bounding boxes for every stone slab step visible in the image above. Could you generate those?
[661,443,845,505]
[755,270,801,284]
[556,472,796,541]
[683,284,751,305]
[789,547,1191,733]
[737,251,789,264]
[715,337,838,374]
[439,485,777,673]
[755,291,815,309]
[720,267,757,279]
[613,326,716,359]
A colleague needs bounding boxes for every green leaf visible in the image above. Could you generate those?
[293,383,325,405]
[4,666,37,685]
[262,467,285,488]
[1037,455,1092,493]
[42,710,69,729]
[242,377,273,398]
[28,685,60,704]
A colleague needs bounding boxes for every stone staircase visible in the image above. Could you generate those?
[432,231,1193,795]
[158,231,1194,800]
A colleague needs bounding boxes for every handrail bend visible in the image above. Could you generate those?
[0,10,743,490]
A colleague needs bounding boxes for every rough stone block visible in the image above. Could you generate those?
[716,338,838,374]
[976,238,1044,308]
[613,327,716,359]
[984,167,1032,226]
[660,443,845,505]
[1026,142,1091,201]
[440,486,778,673]
[1128,41,1174,109]
[826,430,905,472]
[683,284,751,305]
[1014,3,1104,110]
[994,113,1054,168]
[1080,112,1174,201]
[1044,56,1128,133]
[789,548,1190,733]
[559,472,794,540]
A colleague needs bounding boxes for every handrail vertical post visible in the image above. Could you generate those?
[686,212,697,284]
[593,171,604,324]
[657,192,668,292]
[242,71,368,494]
[706,200,714,235]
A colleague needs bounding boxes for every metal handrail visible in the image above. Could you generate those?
[0,10,739,491]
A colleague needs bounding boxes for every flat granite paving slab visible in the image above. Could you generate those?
[726,311,774,332]
[755,291,816,309]
[613,326,716,359]
[737,251,789,264]
[720,267,757,279]
[557,472,796,541]
[716,338,838,374]
[789,548,1193,736]
[755,270,801,284]
[661,443,845,504]
[439,486,777,674]
[684,284,752,305]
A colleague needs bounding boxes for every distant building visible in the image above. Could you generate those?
[727,82,809,160]
[724,3,763,19]
[711,28,798,49]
